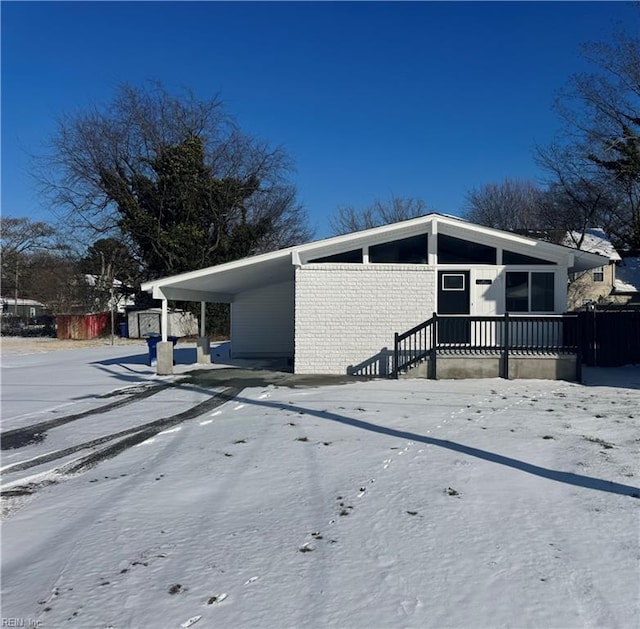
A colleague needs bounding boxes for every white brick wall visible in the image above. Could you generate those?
[231,281,294,357]
[294,265,436,374]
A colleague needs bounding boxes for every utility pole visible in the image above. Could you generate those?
[110,280,115,346]
[14,261,18,317]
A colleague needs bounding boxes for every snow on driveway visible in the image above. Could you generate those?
[1,345,639,629]
[1,341,159,428]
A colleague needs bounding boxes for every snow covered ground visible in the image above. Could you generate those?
[1,340,639,629]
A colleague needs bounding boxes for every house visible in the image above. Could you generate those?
[0,297,49,319]
[561,230,640,308]
[562,229,622,309]
[84,275,135,313]
[141,213,608,376]
[0,297,53,336]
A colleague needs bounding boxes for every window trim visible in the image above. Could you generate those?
[592,266,605,282]
[505,271,555,313]
[442,273,466,291]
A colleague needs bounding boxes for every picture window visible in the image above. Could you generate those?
[369,234,427,264]
[505,271,554,312]
[503,250,556,265]
[309,249,362,263]
[438,234,496,265]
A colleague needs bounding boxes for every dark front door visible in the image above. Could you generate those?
[437,271,471,343]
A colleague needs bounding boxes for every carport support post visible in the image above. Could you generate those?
[197,301,211,364]
[156,297,174,375]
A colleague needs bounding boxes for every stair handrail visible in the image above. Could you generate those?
[393,314,435,377]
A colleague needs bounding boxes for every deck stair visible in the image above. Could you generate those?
[393,313,581,381]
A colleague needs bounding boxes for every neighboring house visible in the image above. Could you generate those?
[0,297,49,319]
[562,229,622,310]
[84,274,135,313]
[141,213,607,375]
[613,255,640,304]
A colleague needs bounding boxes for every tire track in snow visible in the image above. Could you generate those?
[1,387,240,478]
[1,382,175,450]
[61,386,241,475]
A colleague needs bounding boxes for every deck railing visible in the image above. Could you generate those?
[393,313,581,379]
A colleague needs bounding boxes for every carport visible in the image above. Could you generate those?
[140,248,297,374]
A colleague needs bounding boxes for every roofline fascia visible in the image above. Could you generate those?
[140,249,295,292]
[140,214,443,291]
[140,212,611,291]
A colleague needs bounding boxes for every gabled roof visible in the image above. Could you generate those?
[141,213,609,301]
[562,228,621,261]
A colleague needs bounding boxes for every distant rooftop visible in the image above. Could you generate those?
[563,228,621,261]
[0,297,47,307]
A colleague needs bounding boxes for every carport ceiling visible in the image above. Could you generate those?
[145,253,294,302]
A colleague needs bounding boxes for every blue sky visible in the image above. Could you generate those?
[2,1,637,238]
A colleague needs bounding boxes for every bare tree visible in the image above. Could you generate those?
[542,29,640,248]
[535,144,621,246]
[21,251,91,314]
[0,217,59,313]
[0,217,57,257]
[463,179,546,232]
[329,197,431,235]
[38,82,313,278]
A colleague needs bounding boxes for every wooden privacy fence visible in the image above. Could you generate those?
[579,309,640,367]
[56,312,110,340]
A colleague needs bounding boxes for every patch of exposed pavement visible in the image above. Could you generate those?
[182,367,374,390]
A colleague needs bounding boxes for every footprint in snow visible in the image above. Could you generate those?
[399,597,422,617]
[207,593,228,605]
